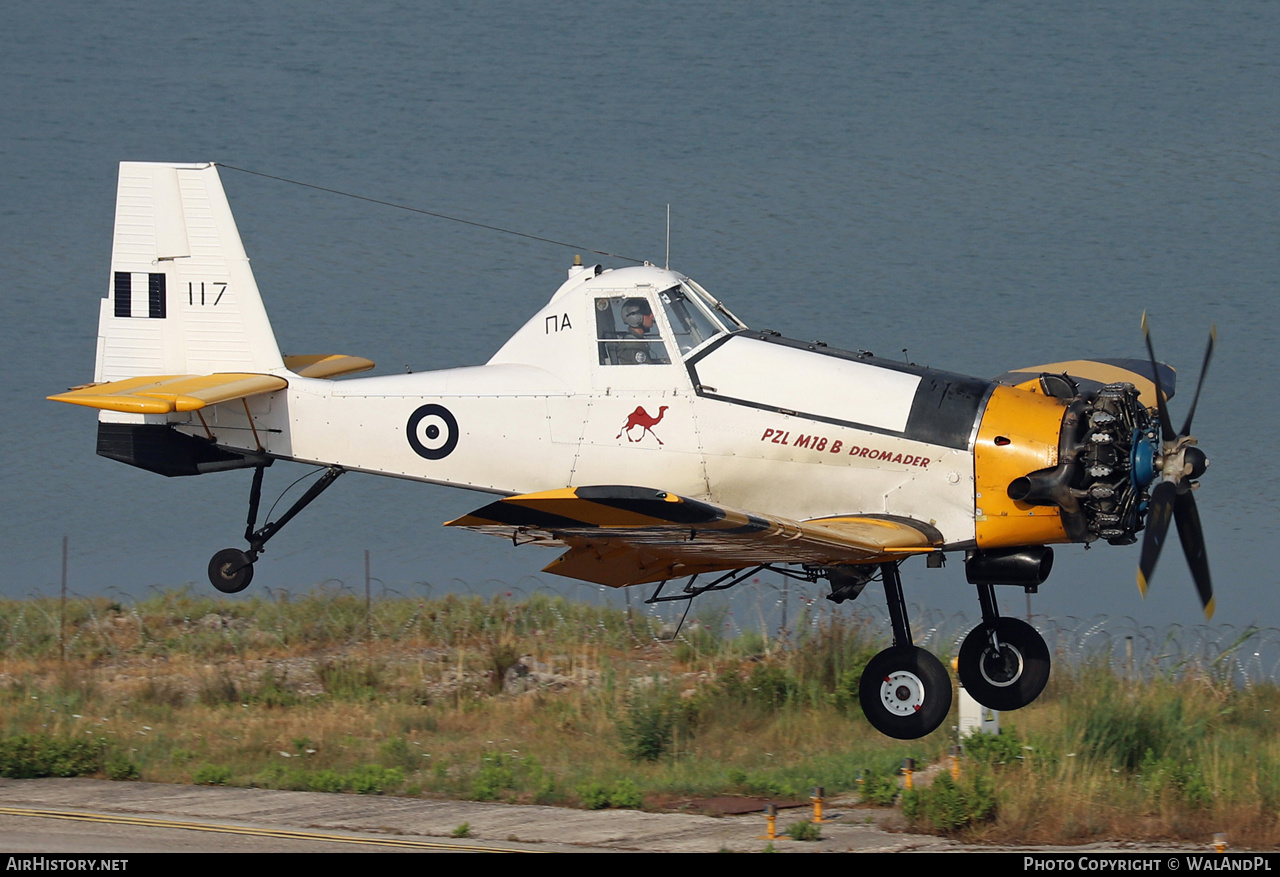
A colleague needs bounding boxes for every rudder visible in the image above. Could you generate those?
[95,162,284,383]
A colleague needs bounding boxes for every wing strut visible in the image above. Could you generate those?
[644,565,769,604]
[642,560,845,605]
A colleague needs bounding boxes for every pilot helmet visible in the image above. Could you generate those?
[622,298,654,329]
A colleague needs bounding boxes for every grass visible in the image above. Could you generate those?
[1,588,1276,847]
[956,665,1280,847]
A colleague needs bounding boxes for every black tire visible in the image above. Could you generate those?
[858,646,953,739]
[957,617,1050,711]
[208,548,254,594]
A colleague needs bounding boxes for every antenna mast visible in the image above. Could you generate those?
[665,204,671,270]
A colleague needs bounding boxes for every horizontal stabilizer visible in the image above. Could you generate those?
[48,373,287,414]
[283,354,375,379]
[447,486,939,587]
[994,358,1175,407]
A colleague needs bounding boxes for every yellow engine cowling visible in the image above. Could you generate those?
[973,385,1072,549]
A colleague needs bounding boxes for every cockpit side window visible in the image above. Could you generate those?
[657,284,728,356]
[595,296,671,365]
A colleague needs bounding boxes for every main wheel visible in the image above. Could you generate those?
[208,548,254,594]
[858,646,953,739]
[957,617,1050,711]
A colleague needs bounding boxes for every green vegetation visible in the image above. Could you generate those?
[0,734,105,778]
[902,771,997,833]
[785,819,822,841]
[0,589,1277,846]
[576,777,645,810]
[858,771,901,806]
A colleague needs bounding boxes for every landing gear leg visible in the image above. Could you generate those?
[857,562,953,739]
[207,465,344,593]
[956,583,1050,710]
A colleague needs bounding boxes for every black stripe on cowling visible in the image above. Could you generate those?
[573,486,725,525]
[114,272,131,318]
[905,372,992,450]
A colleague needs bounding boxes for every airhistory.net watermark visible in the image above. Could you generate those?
[5,859,128,871]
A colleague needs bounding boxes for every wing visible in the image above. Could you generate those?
[445,486,941,587]
[48,373,287,414]
[993,357,1175,407]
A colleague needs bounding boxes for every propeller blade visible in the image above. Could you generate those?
[1141,312,1176,442]
[1137,479,1177,596]
[1179,324,1217,437]
[1174,490,1214,619]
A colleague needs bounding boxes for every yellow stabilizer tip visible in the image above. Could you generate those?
[1203,596,1215,621]
[1136,570,1148,597]
[47,393,173,414]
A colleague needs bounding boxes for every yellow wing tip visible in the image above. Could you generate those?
[1203,596,1216,621]
[1136,570,1149,597]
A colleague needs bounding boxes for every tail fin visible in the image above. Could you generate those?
[94,162,284,383]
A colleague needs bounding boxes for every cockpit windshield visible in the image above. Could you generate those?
[656,282,737,356]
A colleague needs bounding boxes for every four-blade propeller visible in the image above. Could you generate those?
[1136,313,1216,618]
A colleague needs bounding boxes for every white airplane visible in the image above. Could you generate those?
[50,162,1214,739]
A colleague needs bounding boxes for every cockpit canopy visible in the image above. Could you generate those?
[486,263,746,388]
[595,279,739,366]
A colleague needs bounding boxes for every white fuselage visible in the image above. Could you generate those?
[184,328,981,546]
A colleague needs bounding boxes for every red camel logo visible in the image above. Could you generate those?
[616,405,669,445]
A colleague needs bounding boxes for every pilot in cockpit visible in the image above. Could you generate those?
[596,295,672,365]
[618,298,668,364]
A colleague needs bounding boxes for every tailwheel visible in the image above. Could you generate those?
[957,617,1050,711]
[209,548,255,594]
[203,464,344,594]
[858,645,953,740]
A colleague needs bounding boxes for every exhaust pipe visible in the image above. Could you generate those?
[1008,465,1080,514]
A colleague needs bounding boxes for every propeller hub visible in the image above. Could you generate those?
[1184,445,1208,480]
[1159,435,1204,485]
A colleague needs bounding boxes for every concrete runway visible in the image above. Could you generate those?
[0,778,970,853]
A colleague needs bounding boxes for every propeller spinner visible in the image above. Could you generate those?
[1135,314,1216,618]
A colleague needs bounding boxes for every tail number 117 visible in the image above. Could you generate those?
[188,282,228,306]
